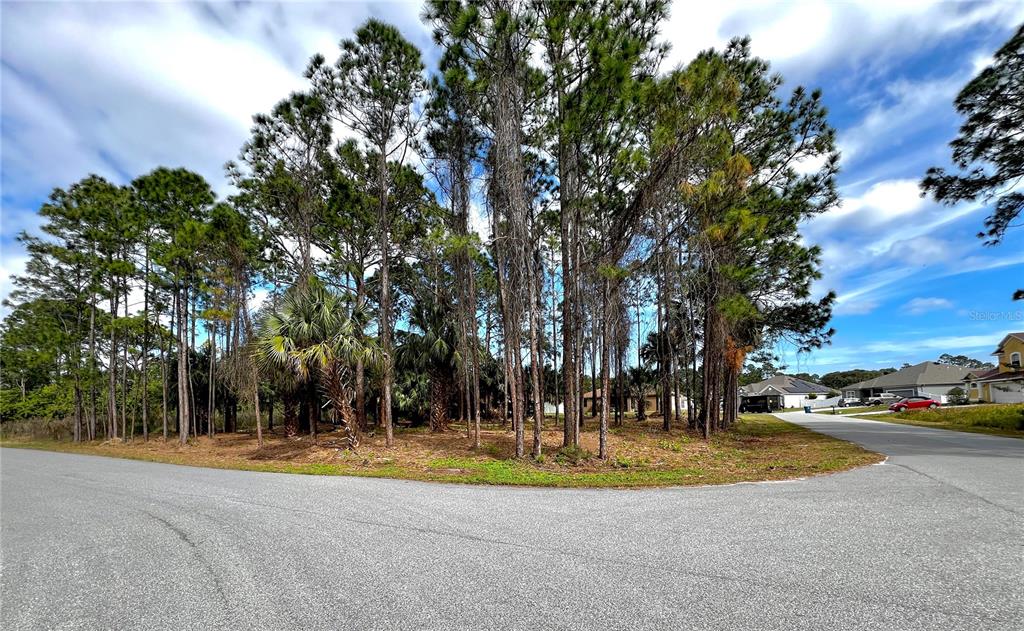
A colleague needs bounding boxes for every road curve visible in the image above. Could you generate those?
[2,415,1022,631]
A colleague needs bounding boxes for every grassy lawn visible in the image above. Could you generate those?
[852,404,1024,438]
[0,414,882,488]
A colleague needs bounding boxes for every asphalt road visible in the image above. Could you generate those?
[1,413,1021,631]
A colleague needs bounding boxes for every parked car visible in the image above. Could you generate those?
[739,399,769,413]
[838,397,863,408]
[866,392,901,406]
[889,396,940,412]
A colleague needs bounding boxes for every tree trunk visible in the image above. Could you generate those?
[241,300,263,448]
[73,375,83,443]
[354,275,367,432]
[160,309,168,441]
[108,285,119,439]
[208,322,216,438]
[376,136,395,448]
[309,384,319,444]
[469,266,482,449]
[699,294,722,438]
[121,279,129,440]
[599,277,612,460]
[88,297,97,441]
[177,284,191,445]
[658,249,671,432]
[141,247,149,441]
[429,368,449,432]
[528,256,544,459]
[550,251,560,432]
[554,32,579,450]
[590,319,597,422]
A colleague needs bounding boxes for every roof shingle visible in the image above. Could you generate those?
[845,362,973,390]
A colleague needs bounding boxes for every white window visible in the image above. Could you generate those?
[1011,352,1021,369]
[970,382,978,390]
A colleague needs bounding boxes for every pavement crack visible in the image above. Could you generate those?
[140,509,232,611]
[887,462,1021,517]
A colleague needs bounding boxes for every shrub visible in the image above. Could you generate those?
[947,387,968,405]
[555,444,592,466]
[0,417,73,441]
[613,455,650,468]
[0,384,74,422]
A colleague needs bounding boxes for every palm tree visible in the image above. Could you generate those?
[397,297,460,432]
[254,280,376,448]
[626,366,656,422]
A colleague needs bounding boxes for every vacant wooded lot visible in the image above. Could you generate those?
[0,414,880,488]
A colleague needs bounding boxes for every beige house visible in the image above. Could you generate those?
[964,332,1024,403]
[580,388,679,415]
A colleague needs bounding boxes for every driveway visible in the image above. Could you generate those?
[1,415,1021,631]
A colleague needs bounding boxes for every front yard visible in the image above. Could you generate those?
[852,403,1024,438]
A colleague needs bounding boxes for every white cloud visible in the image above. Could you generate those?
[884,235,958,265]
[902,297,954,315]
[845,178,927,224]
[833,298,879,316]
[837,76,961,166]
[0,206,45,241]
[0,253,30,310]
[0,1,432,309]
[468,200,490,243]
[249,288,269,314]
[661,1,1024,81]
[2,0,1021,341]
[862,332,1007,354]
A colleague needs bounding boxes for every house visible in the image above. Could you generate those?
[580,388,679,415]
[842,361,973,402]
[963,333,1024,403]
[739,374,832,411]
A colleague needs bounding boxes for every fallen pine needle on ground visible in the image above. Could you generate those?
[1,414,882,488]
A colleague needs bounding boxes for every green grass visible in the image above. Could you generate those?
[0,414,883,488]
[853,403,1024,438]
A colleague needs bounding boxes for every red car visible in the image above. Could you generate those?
[889,396,940,412]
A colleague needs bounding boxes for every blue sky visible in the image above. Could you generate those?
[1,1,1022,375]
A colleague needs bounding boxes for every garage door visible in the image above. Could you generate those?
[991,380,1024,404]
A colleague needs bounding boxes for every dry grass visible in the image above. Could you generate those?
[0,414,882,488]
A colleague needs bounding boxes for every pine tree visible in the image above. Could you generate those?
[308,19,426,448]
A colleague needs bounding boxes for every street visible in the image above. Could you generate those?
[2,414,1022,630]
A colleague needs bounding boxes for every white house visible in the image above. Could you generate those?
[739,374,832,411]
